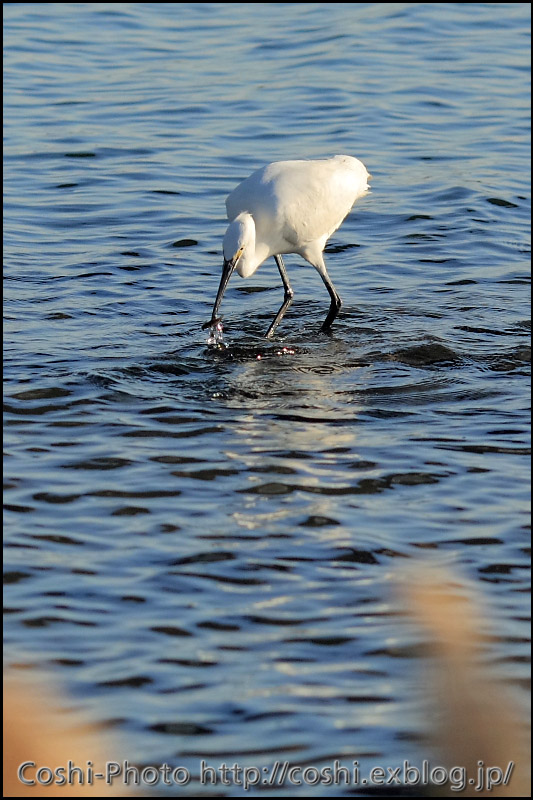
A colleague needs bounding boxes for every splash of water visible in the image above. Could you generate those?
[206,320,225,346]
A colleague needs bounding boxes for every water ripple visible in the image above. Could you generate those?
[4,2,530,794]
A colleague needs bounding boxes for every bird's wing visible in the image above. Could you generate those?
[225,157,369,254]
[274,159,367,248]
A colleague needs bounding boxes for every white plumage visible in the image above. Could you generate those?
[203,155,370,337]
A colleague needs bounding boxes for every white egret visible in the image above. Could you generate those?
[203,155,370,338]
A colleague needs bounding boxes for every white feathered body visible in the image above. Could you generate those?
[225,155,370,277]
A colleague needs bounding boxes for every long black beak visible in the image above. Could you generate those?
[201,258,236,330]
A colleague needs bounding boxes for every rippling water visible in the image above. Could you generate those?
[3,3,530,795]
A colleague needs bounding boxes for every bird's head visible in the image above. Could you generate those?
[202,213,256,330]
[222,212,256,276]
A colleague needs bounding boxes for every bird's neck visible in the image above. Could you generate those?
[234,216,269,278]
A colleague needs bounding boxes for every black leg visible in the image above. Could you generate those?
[319,270,342,332]
[265,255,294,338]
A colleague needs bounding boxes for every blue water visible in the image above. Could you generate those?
[3,3,530,795]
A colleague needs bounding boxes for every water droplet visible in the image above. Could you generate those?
[207,321,225,346]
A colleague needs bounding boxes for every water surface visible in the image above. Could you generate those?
[3,3,530,795]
